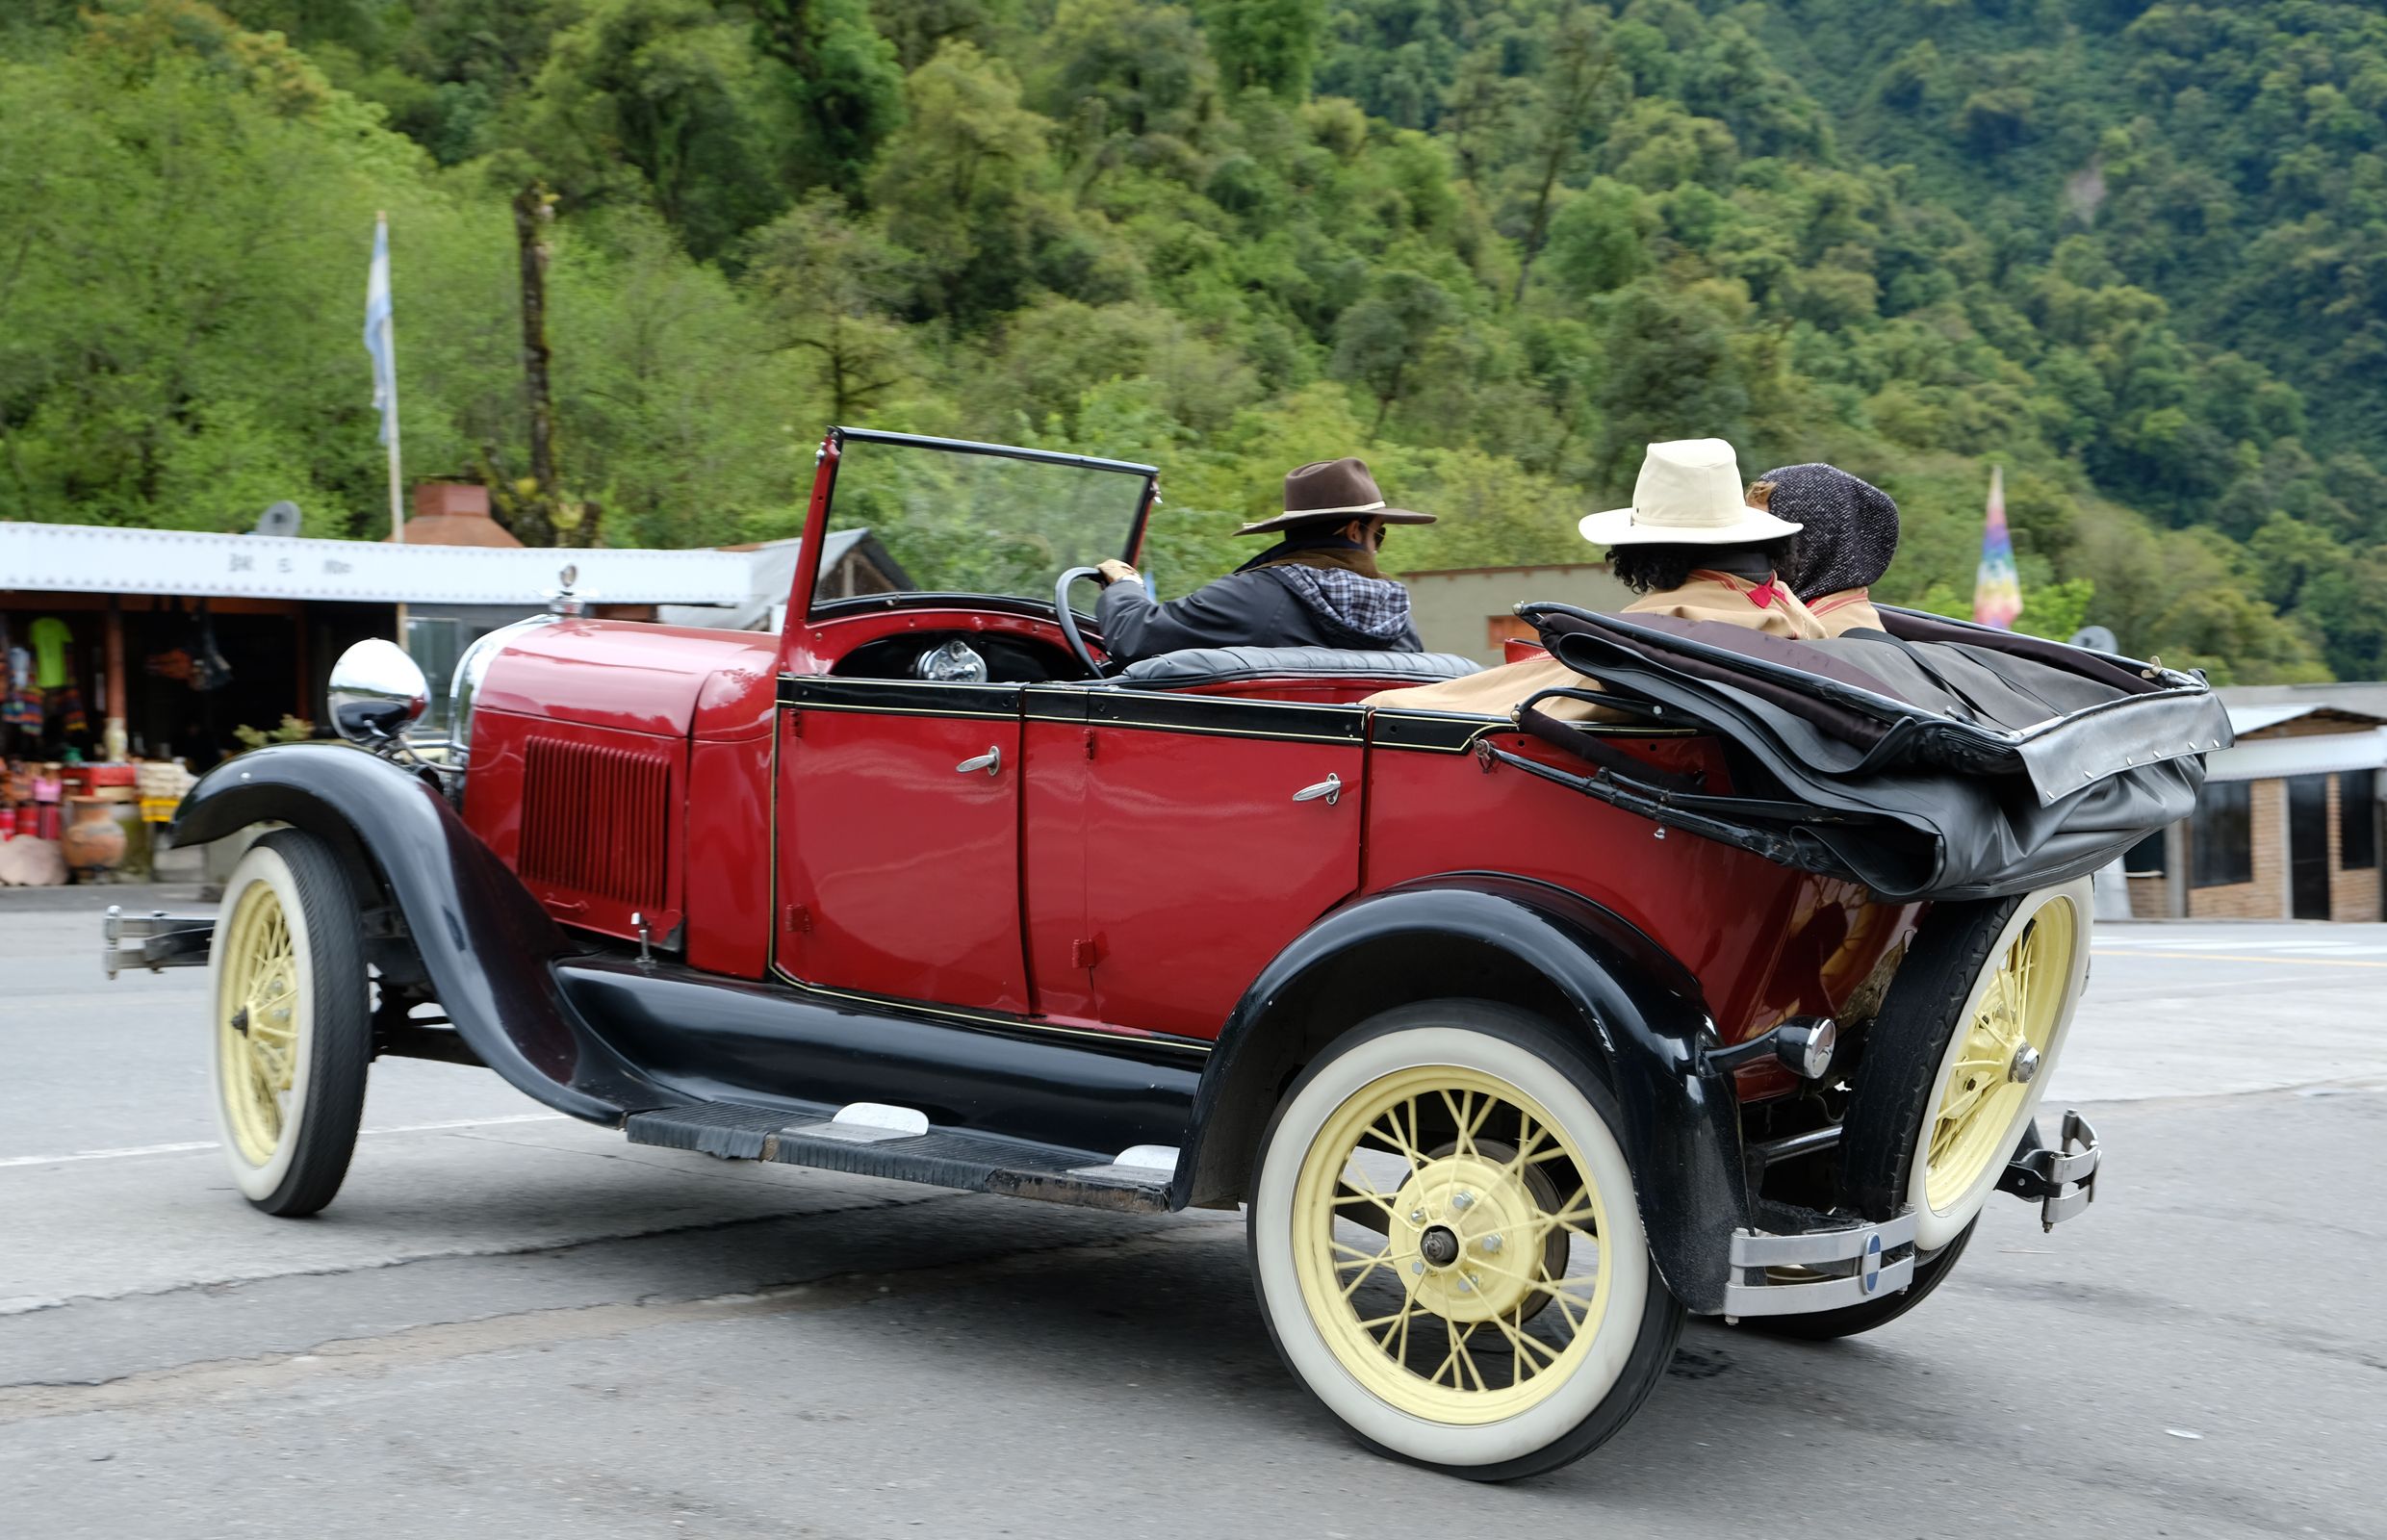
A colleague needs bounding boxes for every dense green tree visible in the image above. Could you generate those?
[868,40,1061,322]
[747,0,905,195]
[512,0,796,259]
[7,0,2383,683]
[1590,284,1751,492]
[1198,0,1325,103]
[1330,270,1461,435]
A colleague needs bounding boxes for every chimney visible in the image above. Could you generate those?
[391,483,523,548]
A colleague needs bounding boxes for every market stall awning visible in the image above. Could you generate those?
[2,522,755,606]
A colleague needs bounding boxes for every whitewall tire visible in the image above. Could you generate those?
[1247,1002,1682,1480]
[1843,879,2092,1250]
[208,830,372,1216]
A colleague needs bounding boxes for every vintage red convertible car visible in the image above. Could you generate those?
[107,428,2218,1478]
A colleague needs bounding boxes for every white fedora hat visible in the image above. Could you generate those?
[1579,438,1804,547]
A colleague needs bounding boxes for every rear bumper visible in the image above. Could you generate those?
[1719,1109,2102,1318]
[102,906,214,979]
[1722,1210,1917,1318]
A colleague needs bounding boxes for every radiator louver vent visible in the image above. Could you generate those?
[519,734,670,911]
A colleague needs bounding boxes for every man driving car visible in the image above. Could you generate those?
[1093,457,1435,664]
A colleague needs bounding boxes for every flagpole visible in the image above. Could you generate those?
[375,211,409,652]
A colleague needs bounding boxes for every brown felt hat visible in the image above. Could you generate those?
[1233,457,1438,536]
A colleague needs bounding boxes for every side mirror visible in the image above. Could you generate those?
[328,638,429,746]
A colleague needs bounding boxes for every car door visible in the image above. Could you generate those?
[1025,688,1365,1040]
[776,678,1029,1015]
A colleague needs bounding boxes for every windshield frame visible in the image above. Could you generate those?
[800,426,1160,624]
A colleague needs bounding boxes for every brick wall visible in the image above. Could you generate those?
[2330,775,2384,923]
[2188,778,2285,919]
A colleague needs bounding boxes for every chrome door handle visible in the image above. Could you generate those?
[1293,773,1343,806]
[956,746,1001,777]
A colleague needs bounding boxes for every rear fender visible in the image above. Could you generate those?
[171,743,667,1125]
[1176,876,1748,1312]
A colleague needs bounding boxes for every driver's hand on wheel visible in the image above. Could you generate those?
[1096,559,1139,586]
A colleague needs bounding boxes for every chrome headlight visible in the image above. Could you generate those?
[448,616,553,755]
[328,639,429,746]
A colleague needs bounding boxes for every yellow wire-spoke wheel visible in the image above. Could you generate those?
[1293,1065,1612,1426]
[1923,894,2078,1210]
[217,880,301,1165]
[207,831,372,1218]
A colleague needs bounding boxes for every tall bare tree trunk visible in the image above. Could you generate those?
[513,181,582,547]
[500,182,597,548]
[516,182,558,518]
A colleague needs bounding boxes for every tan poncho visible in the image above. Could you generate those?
[1365,571,1824,722]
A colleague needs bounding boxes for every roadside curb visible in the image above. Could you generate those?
[0,883,211,915]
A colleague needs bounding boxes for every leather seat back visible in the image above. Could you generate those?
[1115,646,1482,690]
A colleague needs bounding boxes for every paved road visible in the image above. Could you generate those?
[3,899,2382,1538]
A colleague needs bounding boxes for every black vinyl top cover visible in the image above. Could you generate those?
[1518,603,2232,901]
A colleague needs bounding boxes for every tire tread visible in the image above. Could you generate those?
[246,830,371,1217]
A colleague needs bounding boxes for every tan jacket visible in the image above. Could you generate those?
[1808,586,1885,636]
[1364,571,1824,722]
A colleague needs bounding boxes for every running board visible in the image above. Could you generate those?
[623,1102,1176,1214]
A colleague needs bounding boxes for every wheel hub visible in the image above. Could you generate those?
[1387,1154,1545,1323]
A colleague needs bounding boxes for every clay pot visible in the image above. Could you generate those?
[61,797,127,879]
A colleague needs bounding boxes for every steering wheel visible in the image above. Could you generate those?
[1054,566,1110,679]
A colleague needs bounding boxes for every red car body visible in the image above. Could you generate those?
[130,426,2132,1477]
[458,442,1916,1104]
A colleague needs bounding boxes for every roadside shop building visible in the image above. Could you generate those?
[2127,688,2387,923]
[1,500,892,770]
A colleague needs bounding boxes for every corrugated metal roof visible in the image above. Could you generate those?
[1,520,758,605]
[2208,727,2387,783]
[2224,703,2319,735]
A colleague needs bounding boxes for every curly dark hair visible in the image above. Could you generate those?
[1609,538,1789,595]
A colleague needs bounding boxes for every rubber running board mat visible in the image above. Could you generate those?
[624,1103,1173,1214]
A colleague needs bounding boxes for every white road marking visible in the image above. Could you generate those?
[2093,935,2387,956]
[0,1113,566,1170]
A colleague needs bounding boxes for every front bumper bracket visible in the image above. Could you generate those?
[1721,1209,1917,1319]
[102,906,215,979]
[1997,1109,2100,1232]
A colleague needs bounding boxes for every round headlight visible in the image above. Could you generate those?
[328,639,429,746]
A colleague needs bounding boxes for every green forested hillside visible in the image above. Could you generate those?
[2,0,2381,681]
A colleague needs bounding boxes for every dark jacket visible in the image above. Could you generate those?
[1095,538,1424,663]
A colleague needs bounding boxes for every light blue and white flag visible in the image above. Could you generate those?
[364,214,397,445]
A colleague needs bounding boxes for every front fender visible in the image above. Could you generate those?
[1175,877,1748,1313]
[172,743,669,1125]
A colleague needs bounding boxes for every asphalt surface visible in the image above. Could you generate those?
[3,895,2383,1539]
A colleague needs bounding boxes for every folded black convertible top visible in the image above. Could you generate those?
[1510,603,2231,901]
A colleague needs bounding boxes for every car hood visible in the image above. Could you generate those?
[473,619,781,739]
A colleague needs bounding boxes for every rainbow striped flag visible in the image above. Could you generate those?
[1973,464,2022,629]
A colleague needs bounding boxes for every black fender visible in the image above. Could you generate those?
[171,743,668,1125]
[1173,875,1749,1313]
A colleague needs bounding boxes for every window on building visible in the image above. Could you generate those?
[2123,830,2167,875]
[2190,781,2253,888]
[2344,769,2378,870]
[403,615,465,734]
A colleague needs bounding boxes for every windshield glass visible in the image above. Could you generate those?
[814,434,1150,609]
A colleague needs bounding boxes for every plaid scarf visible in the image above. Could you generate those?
[1265,562,1415,642]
